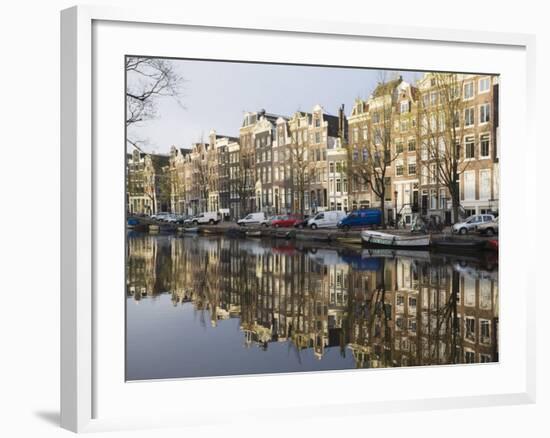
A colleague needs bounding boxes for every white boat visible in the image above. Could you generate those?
[361,230,430,248]
[182,226,199,233]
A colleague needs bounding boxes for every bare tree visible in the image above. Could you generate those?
[126,57,185,150]
[288,135,311,216]
[418,73,469,222]
[192,142,211,213]
[347,75,401,228]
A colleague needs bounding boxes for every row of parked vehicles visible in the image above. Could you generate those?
[148,211,221,225]
[147,209,498,235]
[237,208,384,230]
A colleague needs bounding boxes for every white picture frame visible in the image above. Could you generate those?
[60,5,537,433]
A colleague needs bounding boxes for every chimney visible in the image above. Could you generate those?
[338,104,347,141]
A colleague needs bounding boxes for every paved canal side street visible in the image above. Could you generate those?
[127,214,499,250]
[126,232,498,380]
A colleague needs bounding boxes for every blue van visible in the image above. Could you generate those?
[337,209,382,230]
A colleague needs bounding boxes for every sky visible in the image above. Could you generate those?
[126,59,424,154]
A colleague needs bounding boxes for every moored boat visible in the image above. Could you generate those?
[431,236,487,252]
[361,230,430,248]
[181,226,199,233]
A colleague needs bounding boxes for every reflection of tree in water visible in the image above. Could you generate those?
[127,234,498,369]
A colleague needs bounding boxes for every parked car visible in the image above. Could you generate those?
[261,215,279,227]
[237,212,267,226]
[271,214,302,228]
[452,214,495,235]
[294,215,310,229]
[307,210,347,230]
[183,215,197,225]
[165,214,185,223]
[185,211,221,225]
[150,212,171,221]
[477,217,499,236]
[337,208,382,231]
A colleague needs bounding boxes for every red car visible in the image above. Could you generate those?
[271,214,302,228]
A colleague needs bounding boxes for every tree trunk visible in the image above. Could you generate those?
[380,187,386,229]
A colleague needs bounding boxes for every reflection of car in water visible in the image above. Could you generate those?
[452,261,498,282]
[339,251,382,271]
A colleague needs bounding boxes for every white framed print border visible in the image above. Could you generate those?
[60,5,537,433]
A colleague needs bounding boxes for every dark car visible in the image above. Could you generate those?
[293,215,310,229]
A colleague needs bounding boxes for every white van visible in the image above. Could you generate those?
[188,211,220,225]
[237,212,267,226]
[307,210,346,229]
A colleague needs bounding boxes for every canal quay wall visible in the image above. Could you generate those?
[127,216,497,250]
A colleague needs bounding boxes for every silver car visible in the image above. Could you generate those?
[477,217,499,236]
[452,214,495,235]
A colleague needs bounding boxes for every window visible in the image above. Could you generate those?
[463,171,475,201]
[479,103,490,124]
[408,296,417,308]
[465,350,476,364]
[400,120,409,132]
[315,132,321,143]
[396,163,404,176]
[336,179,342,192]
[408,139,416,151]
[439,189,446,209]
[421,166,428,185]
[464,107,475,127]
[396,142,404,154]
[480,280,492,310]
[480,134,490,157]
[420,143,428,160]
[353,127,359,142]
[315,118,321,127]
[396,295,404,306]
[479,77,491,93]
[329,162,334,174]
[430,92,438,106]
[408,162,416,175]
[480,169,491,200]
[429,164,437,184]
[362,126,368,140]
[421,94,429,109]
[464,82,474,99]
[465,136,475,159]
[480,320,491,343]
[465,318,475,341]
[400,101,409,113]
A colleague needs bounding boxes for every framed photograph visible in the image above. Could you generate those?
[61,5,536,433]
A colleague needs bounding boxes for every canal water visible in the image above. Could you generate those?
[126,232,499,381]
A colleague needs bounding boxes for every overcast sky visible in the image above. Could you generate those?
[127,59,423,154]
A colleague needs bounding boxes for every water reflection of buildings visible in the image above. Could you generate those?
[126,234,499,368]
